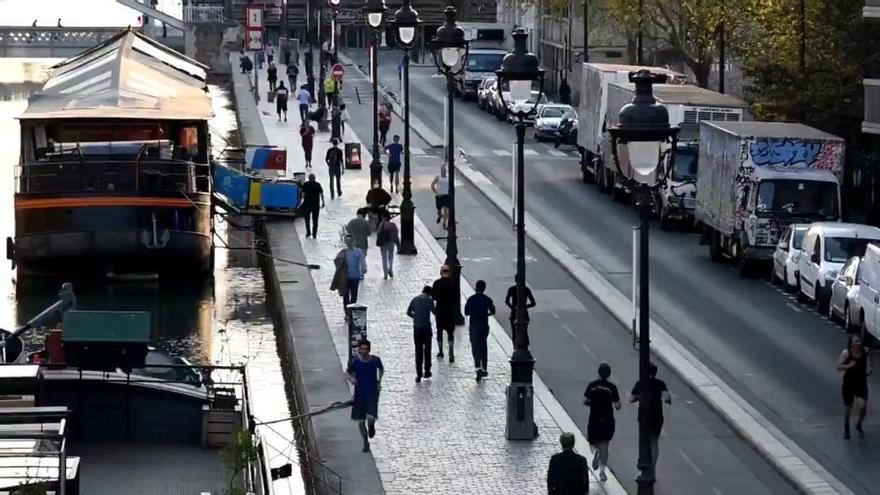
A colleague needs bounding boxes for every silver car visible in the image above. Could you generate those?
[534,104,578,142]
[771,223,810,291]
[829,255,861,330]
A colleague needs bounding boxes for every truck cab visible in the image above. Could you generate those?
[657,141,699,229]
[455,24,509,99]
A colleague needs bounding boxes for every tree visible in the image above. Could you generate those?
[739,0,880,142]
[602,0,744,88]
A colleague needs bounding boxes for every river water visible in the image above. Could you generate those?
[0,58,306,495]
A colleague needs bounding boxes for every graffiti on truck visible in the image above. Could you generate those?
[741,138,844,174]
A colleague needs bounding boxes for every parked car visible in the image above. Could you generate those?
[505,90,550,125]
[829,255,862,330]
[477,76,497,111]
[534,104,578,142]
[488,79,509,120]
[857,243,880,340]
[771,223,810,291]
[798,223,880,314]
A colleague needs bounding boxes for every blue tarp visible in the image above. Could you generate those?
[258,181,300,209]
[213,163,250,207]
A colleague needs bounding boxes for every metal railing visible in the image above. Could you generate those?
[184,5,227,23]
[16,159,210,195]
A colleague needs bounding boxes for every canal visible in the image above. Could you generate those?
[0,58,308,494]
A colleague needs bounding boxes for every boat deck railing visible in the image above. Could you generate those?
[0,406,73,494]
[15,159,211,196]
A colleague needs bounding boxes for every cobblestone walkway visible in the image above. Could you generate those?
[255,69,624,495]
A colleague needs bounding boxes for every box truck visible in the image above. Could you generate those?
[454,23,511,99]
[601,83,750,227]
[577,63,687,184]
[696,121,844,275]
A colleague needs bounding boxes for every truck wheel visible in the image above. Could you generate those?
[734,242,751,277]
[582,168,591,184]
[598,168,611,194]
[709,230,722,262]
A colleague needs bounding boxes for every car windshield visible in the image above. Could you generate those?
[756,180,839,217]
[672,147,698,181]
[792,229,807,250]
[825,237,876,263]
[526,92,548,104]
[541,107,576,119]
[467,53,505,72]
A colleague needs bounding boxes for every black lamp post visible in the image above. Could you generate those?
[607,69,679,495]
[393,0,421,256]
[496,27,543,441]
[317,0,329,132]
[431,5,467,326]
[329,0,341,67]
[364,0,387,187]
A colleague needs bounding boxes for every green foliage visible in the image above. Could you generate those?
[220,429,260,495]
[739,0,879,141]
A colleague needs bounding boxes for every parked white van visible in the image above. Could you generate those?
[857,244,880,339]
[798,223,880,314]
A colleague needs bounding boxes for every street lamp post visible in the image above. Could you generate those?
[607,69,679,495]
[329,0,341,68]
[431,5,467,326]
[393,0,421,256]
[364,0,387,186]
[317,2,329,131]
[496,27,543,441]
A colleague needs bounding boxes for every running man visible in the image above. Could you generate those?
[584,362,621,481]
[629,363,671,476]
[347,340,384,453]
[384,135,404,193]
[838,334,871,439]
[430,166,450,229]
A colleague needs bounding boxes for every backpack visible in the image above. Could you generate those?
[376,223,389,246]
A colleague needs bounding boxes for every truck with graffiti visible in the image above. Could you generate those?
[695,121,844,275]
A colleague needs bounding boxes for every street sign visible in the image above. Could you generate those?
[247,29,263,51]
[246,6,263,29]
[332,63,345,80]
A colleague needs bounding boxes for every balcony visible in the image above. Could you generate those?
[863,79,880,134]
[866,0,880,18]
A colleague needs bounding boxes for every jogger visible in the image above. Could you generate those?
[464,280,495,382]
[838,334,871,439]
[629,363,671,475]
[584,362,621,482]
[347,340,384,452]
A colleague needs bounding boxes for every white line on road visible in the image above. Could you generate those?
[579,341,597,359]
[712,487,724,495]
[467,149,485,157]
[786,302,803,313]
[551,310,560,320]
[410,147,426,155]
[524,148,539,156]
[678,449,703,476]
[562,323,576,339]
[548,149,568,157]
[493,149,512,156]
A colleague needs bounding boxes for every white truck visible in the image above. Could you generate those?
[602,83,750,227]
[577,63,686,185]
[696,121,845,275]
[455,23,511,100]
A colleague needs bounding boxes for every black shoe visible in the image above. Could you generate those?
[479,369,488,377]
[362,443,371,453]
[476,371,482,382]
[368,423,376,438]
[424,371,432,378]
[436,351,444,358]
[857,423,866,438]
[416,375,421,383]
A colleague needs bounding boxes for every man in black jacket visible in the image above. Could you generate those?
[432,265,457,362]
[547,432,589,495]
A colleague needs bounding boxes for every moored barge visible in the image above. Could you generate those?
[8,28,215,275]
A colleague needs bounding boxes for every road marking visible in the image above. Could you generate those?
[467,149,485,157]
[524,148,539,156]
[579,341,597,359]
[786,302,803,313]
[562,323,577,339]
[678,449,703,476]
[712,487,724,495]
[410,147,426,155]
[493,149,512,156]
[548,149,568,157]
[551,310,560,320]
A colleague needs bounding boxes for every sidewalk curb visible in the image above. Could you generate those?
[337,51,445,148]
[445,155,852,495]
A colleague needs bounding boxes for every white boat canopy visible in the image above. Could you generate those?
[20,28,213,121]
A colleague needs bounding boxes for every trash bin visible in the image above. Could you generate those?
[345,142,362,170]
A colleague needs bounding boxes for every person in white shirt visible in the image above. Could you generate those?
[430,165,450,229]
[296,86,311,123]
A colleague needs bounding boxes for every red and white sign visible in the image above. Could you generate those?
[246,6,263,29]
[331,63,345,80]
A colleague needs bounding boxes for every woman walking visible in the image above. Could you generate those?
[267,63,278,92]
[838,334,872,439]
[299,120,315,168]
[376,213,400,279]
[275,81,289,122]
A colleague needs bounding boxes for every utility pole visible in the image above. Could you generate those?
[718,0,725,94]
[582,0,589,63]
[799,0,806,73]
[637,0,644,64]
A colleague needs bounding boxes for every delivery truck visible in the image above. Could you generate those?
[695,121,845,275]
[601,83,750,227]
[454,23,511,99]
[577,63,687,185]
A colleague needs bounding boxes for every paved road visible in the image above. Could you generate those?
[333,53,799,495]
[341,48,880,494]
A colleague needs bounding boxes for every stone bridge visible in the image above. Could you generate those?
[0,27,130,58]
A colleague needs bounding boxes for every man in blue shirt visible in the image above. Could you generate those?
[347,340,384,452]
[342,234,366,306]
[384,135,404,194]
[407,285,435,382]
[464,280,496,382]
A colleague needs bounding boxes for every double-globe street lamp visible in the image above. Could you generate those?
[393,0,421,255]
[607,69,679,495]
[364,0,387,187]
[316,0,329,131]
[495,27,544,441]
[329,0,341,65]
[430,5,467,325]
